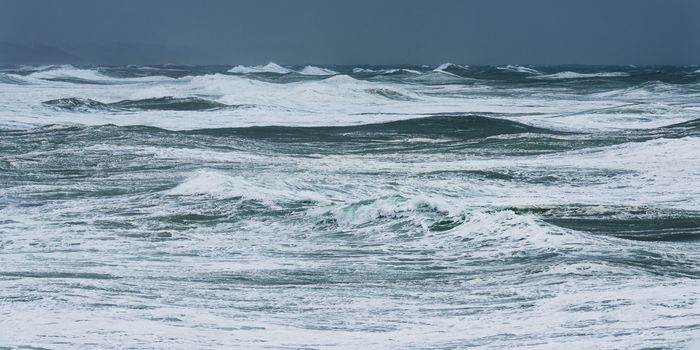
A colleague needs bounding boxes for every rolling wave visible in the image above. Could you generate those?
[534,71,630,79]
[228,62,292,74]
[352,67,422,75]
[15,65,173,84]
[433,62,469,77]
[528,205,700,242]
[42,96,238,112]
[0,73,29,85]
[184,114,555,141]
[297,65,338,76]
[496,65,541,75]
[228,62,338,76]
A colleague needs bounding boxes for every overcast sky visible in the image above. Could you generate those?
[1,0,698,65]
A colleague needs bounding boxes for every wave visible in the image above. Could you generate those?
[23,65,115,84]
[297,66,338,76]
[383,68,422,75]
[42,96,235,112]
[591,81,688,100]
[662,117,700,130]
[496,65,541,75]
[513,205,700,242]
[363,88,416,100]
[167,169,329,204]
[19,65,174,84]
[169,72,420,109]
[227,63,338,76]
[228,62,292,74]
[417,210,574,257]
[19,113,561,140]
[167,169,269,199]
[352,68,422,75]
[42,98,111,112]
[352,67,377,74]
[185,114,554,140]
[534,71,630,80]
[433,63,469,77]
[0,73,29,85]
[313,199,580,257]
[314,195,463,233]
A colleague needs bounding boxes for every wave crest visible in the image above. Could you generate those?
[297,66,338,76]
[433,63,469,77]
[497,65,541,75]
[534,71,630,80]
[228,63,338,76]
[43,96,235,112]
[228,62,292,74]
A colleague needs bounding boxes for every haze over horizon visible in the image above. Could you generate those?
[1,0,699,66]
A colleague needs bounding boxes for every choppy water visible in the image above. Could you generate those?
[1,63,700,349]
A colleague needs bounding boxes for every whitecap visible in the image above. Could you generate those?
[353,67,378,73]
[296,65,338,76]
[0,73,29,85]
[27,65,112,81]
[167,169,328,204]
[382,68,422,75]
[534,71,630,79]
[23,65,173,84]
[497,65,541,75]
[352,68,422,75]
[228,62,292,74]
[433,62,468,77]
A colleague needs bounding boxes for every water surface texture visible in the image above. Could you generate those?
[1,64,700,349]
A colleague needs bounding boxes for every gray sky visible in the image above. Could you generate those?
[1,0,699,65]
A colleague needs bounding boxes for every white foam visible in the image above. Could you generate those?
[353,68,422,75]
[534,71,630,79]
[19,65,173,84]
[353,67,378,73]
[0,73,28,84]
[416,210,573,258]
[297,65,338,76]
[434,62,468,71]
[1,64,698,132]
[497,65,541,75]
[228,62,292,74]
[382,68,422,75]
[26,65,112,81]
[167,169,329,204]
[432,62,468,77]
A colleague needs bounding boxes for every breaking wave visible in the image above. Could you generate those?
[228,62,338,76]
[297,66,338,76]
[352,67,422,75]
[0,73,29,85]
[497,65,541,75]
[228,62,292,74]
[534,71,630,79]
[433,62,469,77]
[13,65,173,84]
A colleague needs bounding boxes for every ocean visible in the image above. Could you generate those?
[1,63,699,349]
